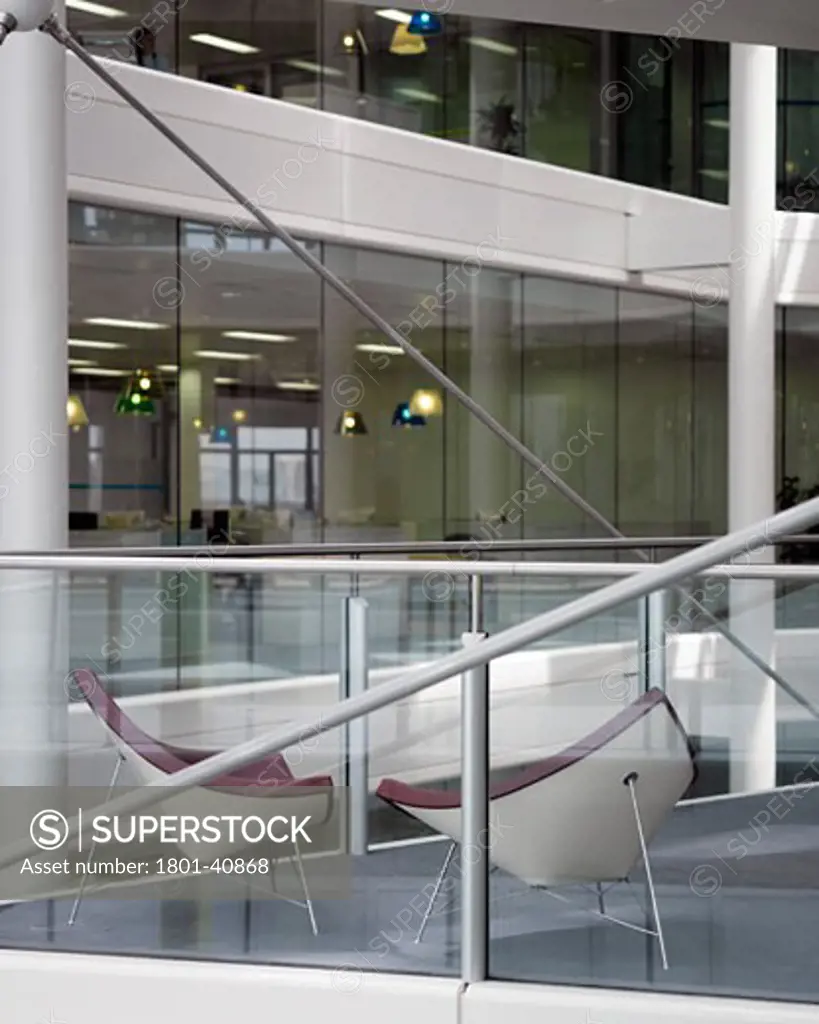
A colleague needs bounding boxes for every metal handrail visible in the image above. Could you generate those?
[1,494,818,873]
[3,553,819,579]
[23,534,819,559]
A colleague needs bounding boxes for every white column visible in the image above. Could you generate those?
[0,4,68,785]
[728,44,777,793]
[178,354,215,526]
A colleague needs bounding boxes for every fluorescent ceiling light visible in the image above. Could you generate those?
[285,59,345,78]
[396,87,441,104]
[71,367,128,377]
[703,118,730,131]
[215,377,241,385]
[156,364,178,372]
[376,8,412,23]
[195,350,257,361]
[68,358,98,367]
[222,330,296,343]
[277,380,319,392]
[66,0,126,16]
[467,37,518,56]
[356,343,405,355]
[189,33,261,55]
[84,317,166,330]
[69,338,127,350]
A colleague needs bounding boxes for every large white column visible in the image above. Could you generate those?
[0,4,68,785]
[727,44,778,793]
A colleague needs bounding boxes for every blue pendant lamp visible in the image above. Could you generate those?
[392,401,426,428]
[408,10,443,35]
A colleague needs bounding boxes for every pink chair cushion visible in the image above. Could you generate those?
[377,688,695,810]
[73,669,332,790]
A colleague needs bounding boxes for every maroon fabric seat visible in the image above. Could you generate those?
[377,689,696,810]
[73,668,333,790]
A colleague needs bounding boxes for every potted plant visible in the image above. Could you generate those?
[776,475,819,563]
[477,97,520,155]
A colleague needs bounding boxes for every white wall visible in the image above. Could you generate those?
[65,58,819,306]
[63,58,725,292]
[0,951,459,1024]
[5,950,819,1024]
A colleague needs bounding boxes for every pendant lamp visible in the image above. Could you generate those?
[409,388,443,417]
[392,401,426,427]
[335,410,368,436]
[408,10,442,35]
[115,368,158,416]
[67,395,89,431]
[390,23,427,55]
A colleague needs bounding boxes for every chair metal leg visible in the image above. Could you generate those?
[292,838,318,937]
[625,772,668,970]
[415,840,456,944]
[596,882,606,916]
[68,752,125,927]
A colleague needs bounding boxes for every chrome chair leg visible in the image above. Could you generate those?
[267,841,318,936]
[625,771,668,970]
[292,838,318,937]
[415,841,457,944]
[68,752,125,927]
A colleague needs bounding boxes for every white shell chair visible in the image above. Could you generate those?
[376,689,697,969]
[71,669,334,933]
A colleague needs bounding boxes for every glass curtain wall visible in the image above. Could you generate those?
[68,199,749,554]
[62,3,819,201]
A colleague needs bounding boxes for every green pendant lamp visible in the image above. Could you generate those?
[115,368,158,416]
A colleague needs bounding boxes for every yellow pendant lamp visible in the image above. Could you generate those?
[409,388,443,417]
[67,394,89,431]
[390,23,427,56]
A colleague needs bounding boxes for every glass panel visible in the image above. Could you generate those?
[177,217,321,545]
[696,40,729,202]
[519,275,617,542]
[692,304,728,534]
[66,4,177,71]
[321,3,447,134]
[615,34,672,190]
[446,16,523,152]
[179,0,320,106]
[68,201,178,545]
[200,451,232,506]
[780,49,819,212]
[485,573,819,1001]
[357,567,469,846]
[617,291,694,535]
[273,453,307,508]
[781,306,819,540]
[238,453,270,506]
[321,244,444,542]
[239,426,308,451]
[444,267,523,540]
[524,25,597,171]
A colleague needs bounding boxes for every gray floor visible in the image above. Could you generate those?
[2,787,819,1003]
